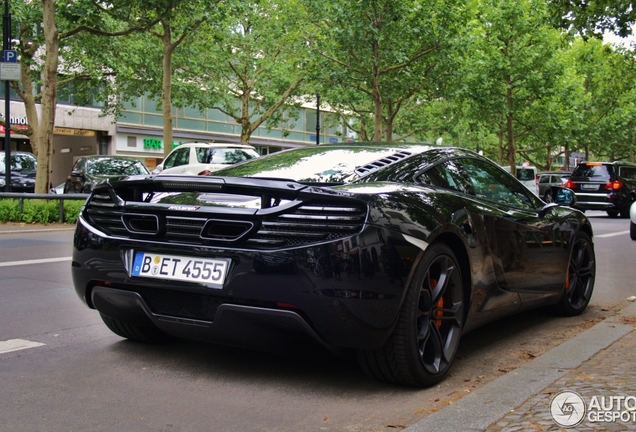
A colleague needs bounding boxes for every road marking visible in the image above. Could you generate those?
[596,231,629,238]
[0,257,71,268]
[0,339,46,354]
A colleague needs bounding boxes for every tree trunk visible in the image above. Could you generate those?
[33,0,60,193]
[372,62,383,141]
[162,22,174,158]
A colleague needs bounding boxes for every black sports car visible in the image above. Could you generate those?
[71,143,596,387]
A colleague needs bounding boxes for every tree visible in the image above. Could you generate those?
[303,0,471,142]
[3,0,175,193]
[565,38,636,161]
[548,0,636,38]
[452,0,566,170]
[178,0,311,144]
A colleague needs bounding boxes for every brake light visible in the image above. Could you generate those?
[198,170,212,176]
[605,180,623,190]
[586,162,603,166]
[565,179,576,189]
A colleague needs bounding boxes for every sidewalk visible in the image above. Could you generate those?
[0,222,75,234]
[405,301,636,431]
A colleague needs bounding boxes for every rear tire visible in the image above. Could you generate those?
[556,232,595,316]
[630,221,636,241]
[99,313,174,344]
[607,210,619,218]
[357,243,465,387]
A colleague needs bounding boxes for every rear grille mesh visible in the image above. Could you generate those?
[84,193,367,249]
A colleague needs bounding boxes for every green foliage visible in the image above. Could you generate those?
[548,0,636,38]
[4,0,636,174]
[0,199,83,224]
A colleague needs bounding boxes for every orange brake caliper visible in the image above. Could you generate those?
[430,279,443,327]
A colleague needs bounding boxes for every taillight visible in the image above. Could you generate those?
[198,170,212,176]
[565,179,576,189]
[605,180,623,190]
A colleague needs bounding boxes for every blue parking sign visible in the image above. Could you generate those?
[3,50,17,63]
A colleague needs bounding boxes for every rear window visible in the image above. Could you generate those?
[516,168,536,181]
[571,164,612,181]
[1,153,37,172]
[197,147,260,165]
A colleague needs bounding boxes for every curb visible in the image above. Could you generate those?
[0,224,75,235]
[404,301,636,432]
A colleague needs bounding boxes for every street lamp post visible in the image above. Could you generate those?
[3,0,11,191]
[315,94,320,145]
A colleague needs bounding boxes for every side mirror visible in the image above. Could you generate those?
[152,165,163,174]
[552,186,577,206]
[70,169,84,178]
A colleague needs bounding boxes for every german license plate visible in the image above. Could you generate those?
[581,184,599,190]
[131,252,230,288]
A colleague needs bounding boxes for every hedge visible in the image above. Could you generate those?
[0,199,84,224]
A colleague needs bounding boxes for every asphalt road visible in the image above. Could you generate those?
[0,212,633,432]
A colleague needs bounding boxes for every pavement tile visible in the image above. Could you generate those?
[485,329,636,431]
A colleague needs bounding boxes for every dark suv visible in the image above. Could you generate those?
[565,161,636,217]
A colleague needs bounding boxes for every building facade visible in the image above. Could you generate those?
[1,91,351,188]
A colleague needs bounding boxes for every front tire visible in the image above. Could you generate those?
[357,243,465,387]
[630,221,636,240]
[556,232,595,316]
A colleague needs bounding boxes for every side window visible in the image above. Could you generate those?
[461,158,536,209]
[417,160,473,194]
[619,166,636,180]
[164,148,189,168]
[197,147,211,164]
[72,158,84,174]
[517,168,535,181]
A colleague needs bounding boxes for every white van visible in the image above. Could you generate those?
[502,165,539,196]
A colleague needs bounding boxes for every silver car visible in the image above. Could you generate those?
[537,171,571,202]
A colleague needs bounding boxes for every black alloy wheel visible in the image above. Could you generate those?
[357,243,465,387]
[557,232,596,316]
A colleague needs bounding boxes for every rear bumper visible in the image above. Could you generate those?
[72,217,421,351]
[573,192,627,211]
[91,286,335,352]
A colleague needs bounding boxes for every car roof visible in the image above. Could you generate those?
[208,142,474,183]
[538,170,571,175]
[82,155,143,161]
[173,142,256,149]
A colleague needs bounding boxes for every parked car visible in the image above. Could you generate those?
[537,171,571,202]
[71,143,595,387]
[63,155,150,194]
[0,151,37,193]
[152,142,260,175]
[49,183,65,194]
[502,165,539,195]
[564,161,636,217]
[630,201,636,240]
